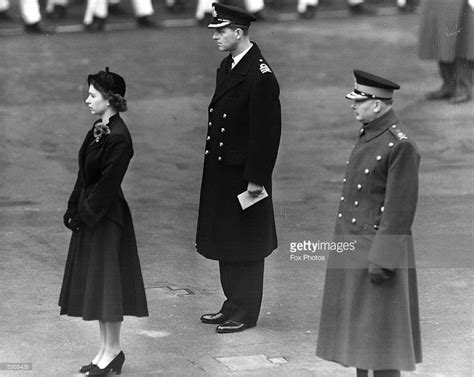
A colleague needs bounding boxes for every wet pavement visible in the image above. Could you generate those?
[0,8,473,377]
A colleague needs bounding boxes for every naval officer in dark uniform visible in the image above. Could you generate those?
[316,71,422,377]
[196,2,281,334]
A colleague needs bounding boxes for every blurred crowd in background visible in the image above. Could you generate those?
[0,0,418,34]
[1,0,472,104]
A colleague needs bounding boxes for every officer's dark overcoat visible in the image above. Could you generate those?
[316,110,422,371]
[196,43,281,262]
[418,0,474,62]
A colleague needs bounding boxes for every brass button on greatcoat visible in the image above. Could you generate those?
[221,128,225,133]
[351,218,357,224]
[219,142,224,147]
[354,201,359,207]
[357,184,362,190]
[205,150,209,155]
[338,213,343,219]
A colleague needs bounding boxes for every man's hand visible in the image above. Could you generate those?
[368,262,392,284]
[67,215,83,232]
[247,182,264,197]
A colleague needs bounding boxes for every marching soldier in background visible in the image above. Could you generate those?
[316,70,422,377]
[418,0,473,103]
[0,0,52,33]
[196,3,281,334]
[82,0,158,31]
[297,0,377,20]
[195,0,214,25]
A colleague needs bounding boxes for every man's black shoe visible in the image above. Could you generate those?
[348,3,377,15]
[0,10,13,21]
[136,16,161,29]
[24,22,55,34]
[201,312,227,324]
[45,4,67,20]
[298,4,317,20]
[216,320,256,333]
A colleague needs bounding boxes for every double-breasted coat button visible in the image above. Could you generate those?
[364,169,369,174]
[338,213,343,218]
[346,160,350,165]
[209,108,214,113]
[340,196,344,201]
[219,142,224,147]
[373,224,379,229]
[391,125,396,128]
[221,128,225,133]
[376,155,382,161]
[218,156,222,161]
[205,150,209,155]
[343,178,347,183]
[388,142,394,147]
[351,218,357,224]
[354,201,359,207]
[381,206,384,212]
[208,122,212,127]
[207,136,211,141]
[223,113,227,118]
[357,184,362,190]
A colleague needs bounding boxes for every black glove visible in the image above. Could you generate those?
[368,263,392,285]
[63,209,75,229]
[68,215,84,232]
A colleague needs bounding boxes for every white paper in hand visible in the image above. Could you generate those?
[237,187,268,210]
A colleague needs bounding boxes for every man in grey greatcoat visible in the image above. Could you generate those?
[195,3,281,334]
[418,0,474,103]
[316,70,422,377]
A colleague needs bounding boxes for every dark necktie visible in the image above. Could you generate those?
[227,57,234,74]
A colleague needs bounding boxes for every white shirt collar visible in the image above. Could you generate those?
[231,43,253,69]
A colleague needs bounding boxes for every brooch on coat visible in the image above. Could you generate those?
[92,122,111,144]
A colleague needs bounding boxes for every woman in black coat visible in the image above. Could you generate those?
[59,68,148,376]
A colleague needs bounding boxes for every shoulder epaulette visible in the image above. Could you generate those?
[258,59,271,74]
[388,124,408,141]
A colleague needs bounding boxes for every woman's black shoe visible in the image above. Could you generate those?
[86,351,125,376]
[79,362,96,373]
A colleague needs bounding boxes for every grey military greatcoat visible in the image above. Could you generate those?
[317,109,422,371]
